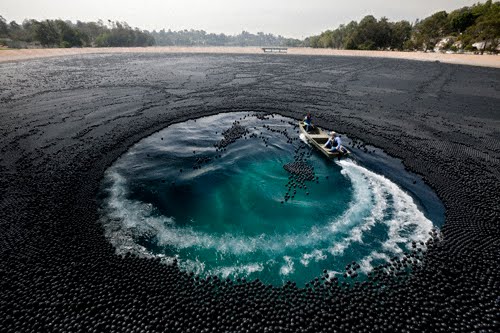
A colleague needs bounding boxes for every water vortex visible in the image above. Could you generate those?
[100,112,443,285]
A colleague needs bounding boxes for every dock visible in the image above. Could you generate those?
[262,47,288,54]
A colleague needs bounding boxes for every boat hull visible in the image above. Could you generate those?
[299,121,350,159]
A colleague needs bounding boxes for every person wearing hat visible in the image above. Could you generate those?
[324,131,342,152]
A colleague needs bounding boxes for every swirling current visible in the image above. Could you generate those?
[99,112,443,285]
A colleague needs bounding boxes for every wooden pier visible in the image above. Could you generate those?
[262,47,288,53]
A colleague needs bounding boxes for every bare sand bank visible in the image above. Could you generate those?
[0,46,499,68]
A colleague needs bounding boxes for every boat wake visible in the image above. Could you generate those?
[101,157,433,282]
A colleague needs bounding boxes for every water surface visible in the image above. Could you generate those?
[100,112,443,285]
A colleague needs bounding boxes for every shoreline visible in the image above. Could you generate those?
[0,46,499,68]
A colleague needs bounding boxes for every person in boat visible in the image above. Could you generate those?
[324,131,342,153]
[303,113,313,132]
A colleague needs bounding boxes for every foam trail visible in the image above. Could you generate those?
[103,167,369,256]
[101,151,434,278]
[334,159,433,259]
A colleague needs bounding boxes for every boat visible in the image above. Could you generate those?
[299,121,350,159]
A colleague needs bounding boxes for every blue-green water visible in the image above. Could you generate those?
[100,113,443,286]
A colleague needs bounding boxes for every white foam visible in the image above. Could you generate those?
[300,250,327,267]
[325,270,343,279]
[279,256,295,276]
[326,159,386,256]
[179,258,206,276]
[359,251,391,274]
[326,160,433,264]
[101,155,434,278]
[102,171,335,256]
[209,263,264,279]
[299,133,309,145]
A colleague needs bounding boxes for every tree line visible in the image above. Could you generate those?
[0,16,300,49]
[305,0,500,53]
[0,18,155,48]
[151,29,301,47]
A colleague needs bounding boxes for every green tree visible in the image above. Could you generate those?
[413,11,451,50]
[449,8,476,33]
[353,15,380,50]
[94,21,154,47]
[377,17,393,49]
[471,0,493,17]
[318,30,333,48]
[8,21,22,38]
[34,20,60,46]
[307,35,320,48]
[466,1,500,53]
[0,15,8,38]
[390,20,412,50]
[55,20,83,47]
[330,24,346,48]
[345,16,393,50]
[75,21,105,46]
[341,21,359,49]
[20,19,37,42]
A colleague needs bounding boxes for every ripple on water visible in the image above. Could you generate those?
[100,112,442,286]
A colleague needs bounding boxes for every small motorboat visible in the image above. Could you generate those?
[299,121,350,159]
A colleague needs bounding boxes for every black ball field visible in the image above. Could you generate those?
[0,53,499,333]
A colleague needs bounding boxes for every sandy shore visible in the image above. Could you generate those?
[0,46,499,68]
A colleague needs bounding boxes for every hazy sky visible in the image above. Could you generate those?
[0,0,480,38]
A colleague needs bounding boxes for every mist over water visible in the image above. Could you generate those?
[100,113,442,285]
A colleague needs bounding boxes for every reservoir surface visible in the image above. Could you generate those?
[100,112,443,285]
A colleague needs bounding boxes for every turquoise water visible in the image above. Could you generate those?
[100,113,442,286]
